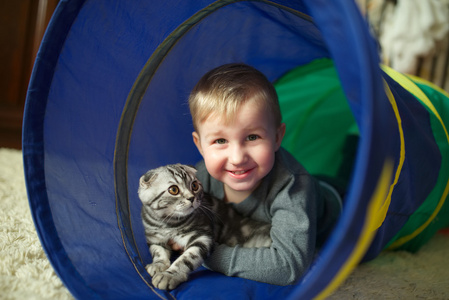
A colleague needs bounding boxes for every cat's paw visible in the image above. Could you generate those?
[152,271,188,290]
[146,261,170,276]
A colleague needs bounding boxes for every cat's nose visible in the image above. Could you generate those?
[187,197,195,203]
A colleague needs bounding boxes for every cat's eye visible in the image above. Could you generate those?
[191,181,199,192]
[168,185,179,195]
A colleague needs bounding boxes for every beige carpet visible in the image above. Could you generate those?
[1,148,448,299]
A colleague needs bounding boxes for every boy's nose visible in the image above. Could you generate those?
[229,144,246,165]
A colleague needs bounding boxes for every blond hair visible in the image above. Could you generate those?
[188,63,282,131]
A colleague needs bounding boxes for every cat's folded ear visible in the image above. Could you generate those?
[182,164,197,175]
[140,171,158,187]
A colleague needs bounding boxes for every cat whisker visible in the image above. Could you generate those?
[199,204,223,225]
[162,212,176,224]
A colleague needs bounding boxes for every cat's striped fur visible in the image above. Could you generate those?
[138,164,271,290]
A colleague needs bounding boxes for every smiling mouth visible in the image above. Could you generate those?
[228,168,255,176]
[232,170,246,175]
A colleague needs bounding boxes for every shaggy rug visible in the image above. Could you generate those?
[1,148,448,299]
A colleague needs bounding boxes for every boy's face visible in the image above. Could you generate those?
[192,98,285,203]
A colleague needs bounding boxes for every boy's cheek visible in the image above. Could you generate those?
[203,152,223,171]
[203,151,220,165]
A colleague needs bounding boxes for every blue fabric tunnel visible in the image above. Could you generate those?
[23,0,449,299]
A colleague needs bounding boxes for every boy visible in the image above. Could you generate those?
[188,63,342,285]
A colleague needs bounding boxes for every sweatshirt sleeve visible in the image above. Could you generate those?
[203,173,318,286]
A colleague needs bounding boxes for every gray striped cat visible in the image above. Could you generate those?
[138,164,271,290]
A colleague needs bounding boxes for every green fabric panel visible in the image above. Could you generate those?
[275,59,449,253]
[275,58,358,181]
[386,80,449,251]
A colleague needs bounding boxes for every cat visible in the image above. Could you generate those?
[138,163,271,290]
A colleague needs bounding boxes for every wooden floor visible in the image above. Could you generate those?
[0,129,22,150]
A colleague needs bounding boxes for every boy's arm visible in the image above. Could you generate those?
[203,175,318,286]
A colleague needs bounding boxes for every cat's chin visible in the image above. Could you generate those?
[174,207,195,218]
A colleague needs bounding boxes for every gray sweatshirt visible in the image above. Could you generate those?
[196,147,341,285]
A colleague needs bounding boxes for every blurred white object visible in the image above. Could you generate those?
[379,0,449,74]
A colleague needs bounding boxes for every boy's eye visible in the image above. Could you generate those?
[215,138,227,144]
[247,134,259,141]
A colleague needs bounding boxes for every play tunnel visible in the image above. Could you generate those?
[22,0,449,299]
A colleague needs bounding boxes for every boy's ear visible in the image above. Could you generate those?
[192,131,204,156]
[275,123,286,150]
